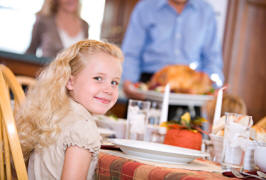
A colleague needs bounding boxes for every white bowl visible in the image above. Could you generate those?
[254,143,266,172]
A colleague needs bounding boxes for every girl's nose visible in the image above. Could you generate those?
[103,83,113,94]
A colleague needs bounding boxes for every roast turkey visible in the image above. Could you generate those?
[148,65,213,94]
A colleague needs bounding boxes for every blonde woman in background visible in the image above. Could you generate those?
[16,40,123,179]
[26,0,89,58]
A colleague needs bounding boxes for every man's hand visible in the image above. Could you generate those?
[123,80,145,100]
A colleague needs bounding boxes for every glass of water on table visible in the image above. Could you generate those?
[126,99,151,141]
[221,113,253,170]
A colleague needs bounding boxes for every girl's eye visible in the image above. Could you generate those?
[111,80,119,86]
[93,76,102,81]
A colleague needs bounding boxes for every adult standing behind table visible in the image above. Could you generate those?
[122,0,224,99]
[26,0,89,58]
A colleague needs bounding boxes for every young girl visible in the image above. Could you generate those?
[16,40,123,179]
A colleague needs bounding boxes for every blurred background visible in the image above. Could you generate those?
[0,0,265,123]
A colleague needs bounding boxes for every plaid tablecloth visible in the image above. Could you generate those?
[96,152,237,180]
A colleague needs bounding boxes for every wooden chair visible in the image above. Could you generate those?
[0,65,28,179]
[0,65,25,104]
[16,76,36,89]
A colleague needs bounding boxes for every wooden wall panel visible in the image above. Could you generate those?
[223,0,266,122]
[101,0,139,46]
[0,58,44,77]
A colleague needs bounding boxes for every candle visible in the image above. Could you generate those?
[160,83,170,124]
[212,87,226,133]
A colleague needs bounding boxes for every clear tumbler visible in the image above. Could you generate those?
[126,99,151,141]
[221,113,253,170]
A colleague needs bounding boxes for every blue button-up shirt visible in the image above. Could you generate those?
[122,0,224,86]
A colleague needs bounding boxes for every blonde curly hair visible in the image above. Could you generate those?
[38,0,81,16]
[16,40,124,160]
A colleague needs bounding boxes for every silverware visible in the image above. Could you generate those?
[257,171,266,179]
[231,169,245,178]
[231,169,264,179]
[241,170,263,179]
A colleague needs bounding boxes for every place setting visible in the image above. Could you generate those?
[100,84,225,172]
[209,88,266,179]
[98,84,266,178]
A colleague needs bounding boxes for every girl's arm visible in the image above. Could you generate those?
[61,146,92,180]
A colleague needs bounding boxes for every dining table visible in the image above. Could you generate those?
[96,148,239,180]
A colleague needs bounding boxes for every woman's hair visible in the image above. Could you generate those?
[38,0,81,16]
[204,93,247,125]
[16,40,123,160]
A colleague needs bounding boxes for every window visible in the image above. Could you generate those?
[0,0,106,53]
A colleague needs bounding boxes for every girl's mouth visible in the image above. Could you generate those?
[94,97,111,104]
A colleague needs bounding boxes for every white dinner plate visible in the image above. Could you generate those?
[108,139,209,164]
[136,89,213,106]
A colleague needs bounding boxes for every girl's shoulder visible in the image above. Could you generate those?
[63,115,98,134]
[60,100,101,147]
[61,117,101,152]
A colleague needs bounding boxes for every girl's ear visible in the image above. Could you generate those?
[66,75,74,90]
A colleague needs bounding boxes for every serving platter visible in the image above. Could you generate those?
[136,89,214,106]
[108,139,209,164]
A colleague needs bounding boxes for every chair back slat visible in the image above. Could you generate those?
[16,75,36,88]
[0,65,25,105]
[0,115,5,180]
[3,123,12,180]
[0,66,28,179]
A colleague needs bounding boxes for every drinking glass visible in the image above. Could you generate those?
[221,113,253,170]
[148,101,162,125]
[209,134,224,163]
[146,101,166,143]
[126,99,151,141]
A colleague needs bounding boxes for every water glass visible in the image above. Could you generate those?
[209,134,224,163]
[148,101,162,125]
[145,101,167,143]
[221,113,253,170]
[126,99,150,140]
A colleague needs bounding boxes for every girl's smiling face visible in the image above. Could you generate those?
[66,52,122,115]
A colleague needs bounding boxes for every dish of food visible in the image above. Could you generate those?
[136,89,213,106]
[136,65,214,95]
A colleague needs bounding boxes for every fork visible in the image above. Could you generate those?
[231,169,245,179]
[232,169,263,179]
[241,170,264,179]
[257,171,266,180]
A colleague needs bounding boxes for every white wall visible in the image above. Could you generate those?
[205,0,228,44]
[81,0,105,41]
